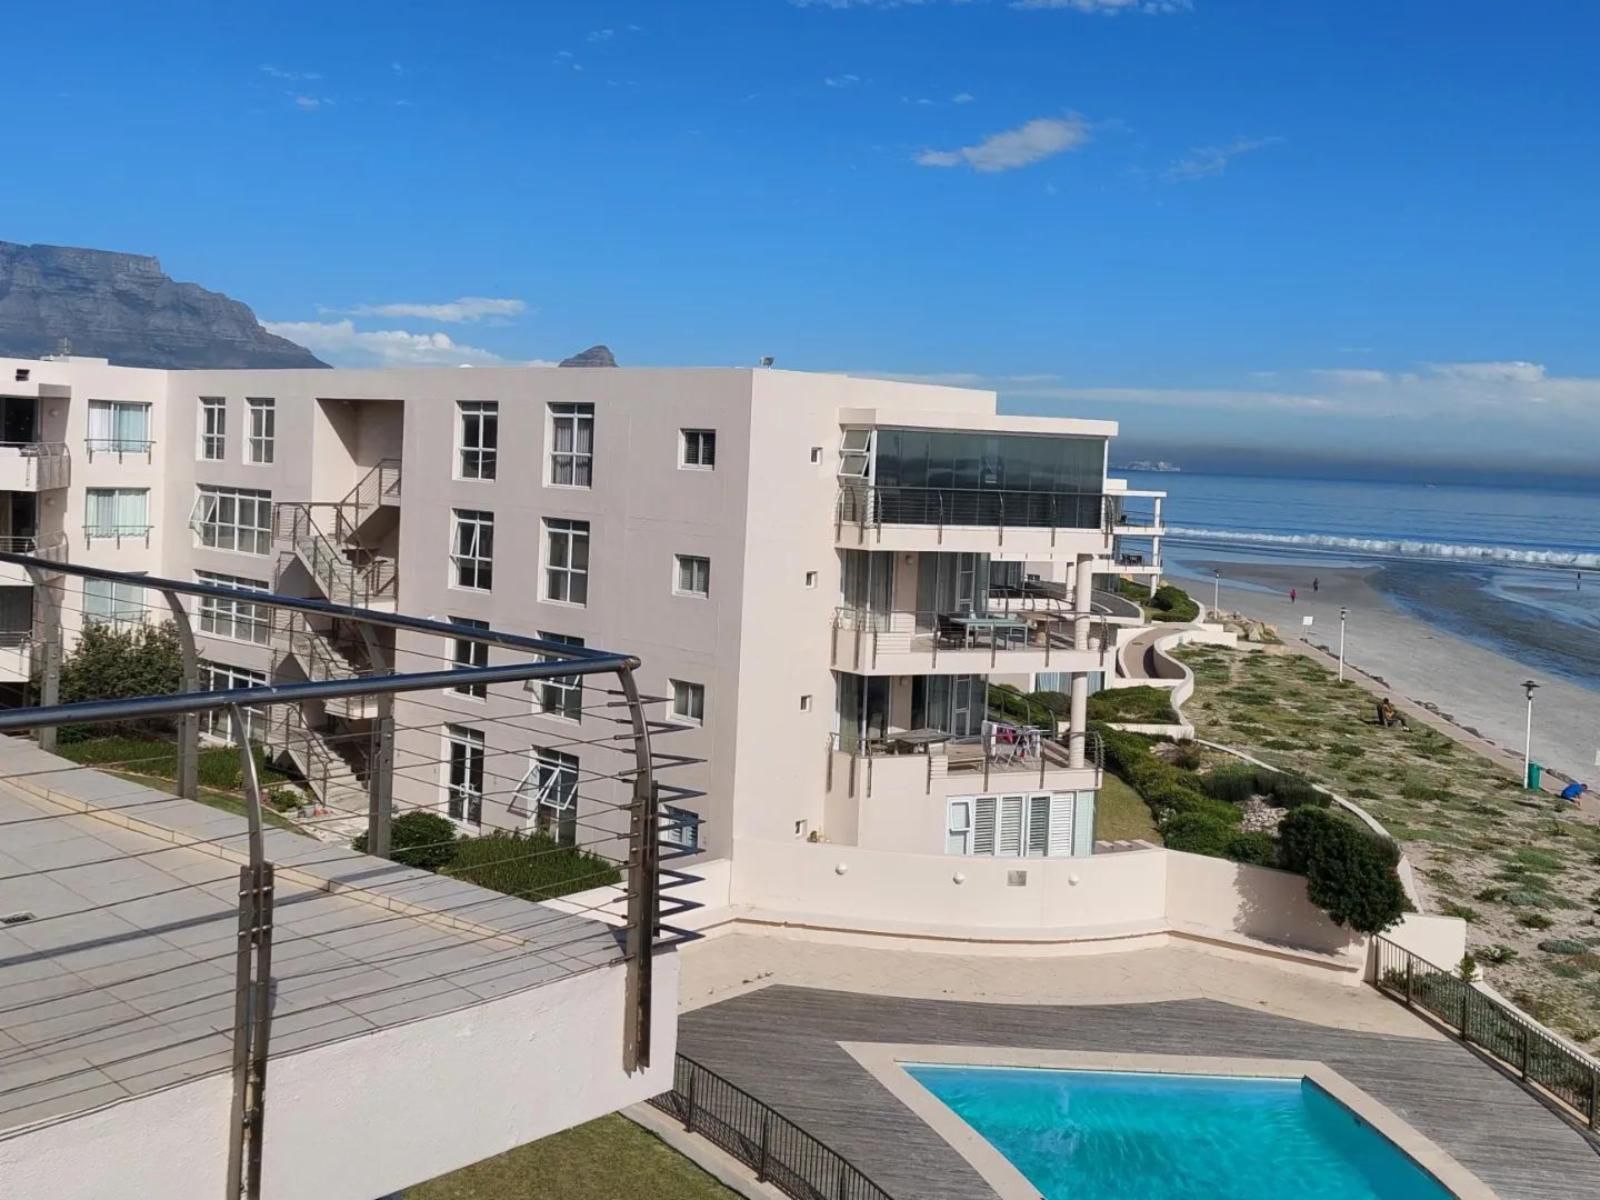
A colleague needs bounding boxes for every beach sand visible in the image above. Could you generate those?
[1199,561,1597,785]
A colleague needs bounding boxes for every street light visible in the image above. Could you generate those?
[1338,606,1348,682]
[1522,680,1540,789]
[1213,569,1220,614]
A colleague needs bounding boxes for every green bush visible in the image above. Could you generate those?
[1162,813,1240,857]
[266,787,303,813]
[1279,807,1409,934]
[1028,691,1072,718]
[1087,686,1180,724]
[57,621,184,738]
[444,830,620,901]
[1518,913,1554,930]
[1202,765,1259,805]
[1149,583,1200,623]
[1225,831,1279,866]
[352,810,460,873]
[1539,938,1587,955]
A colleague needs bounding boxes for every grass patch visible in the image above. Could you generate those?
[1095,773,1162,844]
[1088,686,1180,725]
[408,1114,740,1200]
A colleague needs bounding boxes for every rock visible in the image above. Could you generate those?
[559,344,617,368]
[0,241,326,368]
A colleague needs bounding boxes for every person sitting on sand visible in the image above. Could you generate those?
[1561,781,1588,805]
[1377,698,1409,729]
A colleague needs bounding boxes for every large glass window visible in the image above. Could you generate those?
[196,571,271,644]
[246,398,275,464]
[190,486,272,555]
[86,400,151,456]
[521,748,579,844]
[548,403,594,487]
[199,397,226,460]
[85,488,151,540]
[450,615,489,698]
[444,725,486,825]
[457,402,498,480]
[84,578,147,628]
[199,661,267,742]
[450,509,494,591]
[870,429,1105,528]
[534,631,585,721]
[544,518,589,604]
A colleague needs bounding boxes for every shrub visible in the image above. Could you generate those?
[1087,686,1180,725]
[1264,773,1323,809]
[1027,691,1072,718]
[1278,807,1409,934]
[1148,583,1200,623]
[266,788,303,813]
[444,830,620,901]
[1480,944,1518,966]
[1169,741,1204,771]
[1225,831,1279,866]
[1517,913,1554,930]
[56,621,184,740]
[1162,813,1240,857]
[1438,900,1479,923]
[352,810,460,873]
[1539,938,1588,955]
[1202,765,1258,805]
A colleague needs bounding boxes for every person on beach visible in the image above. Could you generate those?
[1289,587,1297,603]
[1561,781,1587,804]
[1312,577,1319,593]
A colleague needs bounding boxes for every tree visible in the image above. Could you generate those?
[1279,807,1409,934]
[352,810,460,872]
[55,620,184,738]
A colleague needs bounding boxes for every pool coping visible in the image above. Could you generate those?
[840,1043,1498,1200]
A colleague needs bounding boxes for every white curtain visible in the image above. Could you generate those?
[115,489,149,529]
[87,402,115,443]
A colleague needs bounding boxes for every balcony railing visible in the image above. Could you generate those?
[82,523,154,548]
[836,484,1106,546]
[0,441,70,489]
[832,605,1111,671]
[84,437,156,463]
[828,728,1103,797]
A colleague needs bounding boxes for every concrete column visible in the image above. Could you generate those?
[1068,674,1089,769]
[1070,554,1095,769]
[24,567,61,752]
[159,589,201,801]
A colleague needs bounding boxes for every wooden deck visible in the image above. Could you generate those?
[678,986,1600,1199]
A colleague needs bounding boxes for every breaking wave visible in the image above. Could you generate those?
[1165,526,1600,570]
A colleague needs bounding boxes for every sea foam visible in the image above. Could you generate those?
[1164,527,1600,570]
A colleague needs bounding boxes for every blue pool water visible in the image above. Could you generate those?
[904,1065,1455,1200]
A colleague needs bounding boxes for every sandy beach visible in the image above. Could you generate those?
[1194,561,1598,785]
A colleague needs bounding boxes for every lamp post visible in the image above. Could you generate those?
[1338,606,1348,682]
[1212,570,1220,615]
[1522,680,1540,789]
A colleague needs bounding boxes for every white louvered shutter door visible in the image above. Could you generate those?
[1048,793,1075,857]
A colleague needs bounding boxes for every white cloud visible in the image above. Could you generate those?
[588,28,614,41]
[916,115,1091,173]
[1311,368,1389,386]
[825,73,862,88]
[1012,0,1191,11]
[343,297,528,323]
[262,320,526,368]
[952,92,975,104]
[1429,361,1547,384]
[261,65,322,82]
[1165,135,1281,181]
[291,94,325,111]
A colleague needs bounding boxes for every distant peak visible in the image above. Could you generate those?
[559,344,617,368]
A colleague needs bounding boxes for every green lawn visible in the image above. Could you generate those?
[408,1115,739,1200]
[104,770,305,834]
[1096,772,1162,844]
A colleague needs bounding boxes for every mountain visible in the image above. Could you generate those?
[0,241,326,369]
[559,344,617,368]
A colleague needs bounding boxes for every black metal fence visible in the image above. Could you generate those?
[1371,936,1600,1128]
[649,1055,895,1200]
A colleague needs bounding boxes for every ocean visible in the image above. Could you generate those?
[1126,469,1600,692]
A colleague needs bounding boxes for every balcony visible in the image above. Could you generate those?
[831,606,1113,676]
[0,442,69,491]
[836,484,1111,558]
[84,436,156,464]
[0,628,30,682]
[0,531,68,587]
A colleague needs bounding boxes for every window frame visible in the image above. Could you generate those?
[670,679,705,726]
[245,397,276,465]
[533,631,585,722]
[443,724,486,827]
[680,428,716,470]
[199,396,226,461]
[543,518,590,606]
[660,805,700,851]
[190,485,273,556]
[198,661,267,743]
[85,399,152,456]
[195,572,271,645]
[449,615,490,699]
[547,402,595,488]
[83,577,148,629]
[449,509,495,592]
[84,487,152,540]
[951,792,1072,859]
[456,401,499,481]
[673,554,711,598]
[520,746,580,844]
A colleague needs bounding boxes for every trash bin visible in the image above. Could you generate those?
[1527,762,1542,790]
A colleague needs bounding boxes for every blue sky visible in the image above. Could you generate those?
[7,0,1600,470]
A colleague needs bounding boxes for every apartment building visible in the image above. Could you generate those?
[0,355,1166,863]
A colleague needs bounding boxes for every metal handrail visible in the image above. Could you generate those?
[1371,936,1600,1129]
[831,605,1112,671]
[650,1054,895,1200]
[835,484,1106,541]
[85,437,156,463]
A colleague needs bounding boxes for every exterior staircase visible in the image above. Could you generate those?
[265,704,371,842]
[273,459,401,609]
[273,610,381,720]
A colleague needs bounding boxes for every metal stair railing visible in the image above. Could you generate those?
[273,503,396,607]
[265,704,369,815]
[272,609,373,686]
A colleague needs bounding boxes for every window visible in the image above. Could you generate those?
[196,572,271,644]
[85,488,151,541]
[246,398,275,464]
[457,402,498,480]
[520,748,579,844]
[805,571,818,589]
[543,518,589,604]
[83,578,147,628]
[548,402,594,487]
[671,680,705,725]
[190,486,272,555]
[674,554,710,598]
[660,805,700,851]
[86,400,151,456]
[449,616,489,698]
[680,429,716,469]
[838,428,873,479]
[199,397,226,460]
[199,662,267,743]
[951,793,1074,859]
[810,447,824,465]
[534,631,585,721]
[799,695,813,712]
[450,509,494,591]
[444,725,486,825]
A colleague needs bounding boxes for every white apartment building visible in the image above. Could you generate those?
[0,355,1166,864]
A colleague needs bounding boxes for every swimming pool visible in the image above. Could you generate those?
[903,1065,1456,1200]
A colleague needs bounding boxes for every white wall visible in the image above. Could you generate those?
[0,954,679,1200]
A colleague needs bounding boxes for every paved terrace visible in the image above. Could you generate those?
[0,736,623,1133]
[676,940,1600,1199]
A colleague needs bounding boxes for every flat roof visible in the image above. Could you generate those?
[0,738,622,1133]
[838,408,1118,438]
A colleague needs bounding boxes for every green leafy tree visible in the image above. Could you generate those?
[55,621,184,738]
[1279,807,1409,934]
[352,810,460,873]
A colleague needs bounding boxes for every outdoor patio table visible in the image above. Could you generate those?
[951,614,1029,648]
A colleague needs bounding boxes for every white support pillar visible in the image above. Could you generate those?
[1070,554,1095,769]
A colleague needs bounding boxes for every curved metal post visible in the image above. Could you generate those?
[23,564,62,752]
[617,662,659,1074]
[353,622,394,859]
[160,588,201,800]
